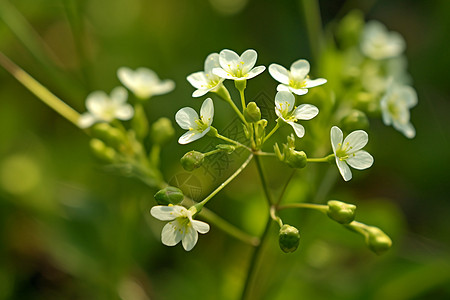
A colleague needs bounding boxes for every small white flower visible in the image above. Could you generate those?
[117,67,175,99]
[212,49,266,81]
[78,87,134,128]
[269,59,327,95]
[151,205,210,251]
[175,98,214,144]
[380,83,417,138]
[187,53,225,97]
[331,126,374,181]
[274,91,319,138]
[360,21,406,60]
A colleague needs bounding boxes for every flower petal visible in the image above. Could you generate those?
[347,150,374,170]
[204,53,220,74]
[78,113,96,128]
[330,126,343,154]
[288,121,305,138]
[240,49,257,74]
[151,205,185,221]
[212,67,235,80]
[192,89,209,98]
[191,219,210,234]
[245,66,266,79]
[86,91,108,115]
[394,121,416,139]
[175,107,199,130]
[151,80,175,96]
[275,91,295,113]
[336,159,352,181]
[343,130,368,153]
[287,87,309,95]
[182,225,198,251]
[219,49,240,72]
[178,129,208,144]
[117,67,135,89]
[303,78,327,88]
[200,98,214,126]
[293,104,319,120]
[161,221,183,246]
[269,64,290,84]
[111,86,128,104]
[115,104,134,120]
[290,59,310,80]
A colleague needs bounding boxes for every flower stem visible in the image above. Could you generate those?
[0,51,81,126]
[216,85,247,125]
[254,155,274,206]
[275,169,297,206]
[299,0,324,62]
[277,202,329,214]
[216,133,251,151]
[307,154,334,163]
[263,122,280,143]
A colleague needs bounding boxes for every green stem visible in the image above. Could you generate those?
[307,154,334,163]
[254,155,274,206]
[203,148,223,157]
[196,154,253,208]
[239,89,246,111]
[149,144,160,168]
[263,122,280,143]
[216,133,251,151]
[216,85,247,125]
[277,203,328,214]
[275,169,297,206]
[0,51,80,126]
[299,0,324,62]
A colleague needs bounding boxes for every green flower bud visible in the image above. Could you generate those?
[340,109,369,132]
[244,102,261,123]
[154,186,184,205]
[273,143,284,161]
[132,103,149,140]
[91,123,126,148]
[365,226,392,255]
[180,151,205,171]
[327,200,356,224]
[279,224,301,253]
[151,117,175,145]
[285,149,307,169]
[89,139,116,162]
[216,144,235,154]
[254,119,267,146]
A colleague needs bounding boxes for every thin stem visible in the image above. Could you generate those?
[203,148,223,157]
[197,154,253,208]
[216,85,247,125]
[149,144,160,168]
[216,133,251,151]
[299,0,324,62]
[277,202,328,214]
[239,89,246,111]
[254,155,274,206]
[0,52,80,126]
[307,154,334,163]
[263,122,280,143]
[253,151,276,157]
[270,205,283,227]
[275,169,297,206]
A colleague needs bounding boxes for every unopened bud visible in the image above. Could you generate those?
[365,226,392,255]
[285,149,307,169]
[89,139,116,162]
[91,123,126,148]
[327,200,356,224]
[180,151,205,171]
[279,224,301,253]
[341,109,369,132]
[132,104,149,140]
[216,144,235,154]
[151,117,175,145]
[154,186,184,205]
[244,102,261,123]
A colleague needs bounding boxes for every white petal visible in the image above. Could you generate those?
[293,104,319,120]
[399,85,418,108]
[192,89,209,98]
[115,104,134,120]
[111,86,128,104]
[212,67,235,80]
[343,130,369,153]
[240,49,257,74]
[276,84,290,92]
[303,78,327,88]
[182,225,198,251]
[78,113,96,128]
[86,91,108,115]
[151,80,175,96]
[336,159,352,181]
[275,91,295,113]
[347,150,374,170]
[394,121,416,139]
[117,67,135,89]
[245,66,266,79]
[136,67,158,83]
[200,98,214,126]
[330,126,343,153]
[204,53,220,74]
[175,107,199,130]
[289,121,305,138]
[191,219,210,234]
[161,221,183,246]
[269,64,290,84]
[288,87,308,95]
[178,129,208,144]
[290,59,310,80]
[151,205,185,221]
[219,49,240,72]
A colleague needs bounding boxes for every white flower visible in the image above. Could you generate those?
[151,205,210,251]
[269,59,327,95]
[380,83,417,138]
[175,98,214,144]
[274,91,319,138]
[117,67,175,99]
[360,21,406,60]
[187,53,225,97]
[331,126,374,181]
[212,49,266,81]
[78,87,134,128]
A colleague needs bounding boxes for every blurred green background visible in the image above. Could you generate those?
[1,0,450,299]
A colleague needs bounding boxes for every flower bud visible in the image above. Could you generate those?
[365,226,392,255]
[285,149,307,169]
[327,200,356,224]
[151,117,175,145]
[279,224,301,253]
[216,144,235,154]
[154,186,184,205]
[89,139,116,162]
[91,123,126,148]
[254,119,267,146]
[132,103,149,140]
[244,102,261,123]
[340,109,369,132]
[180,151,205,171]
